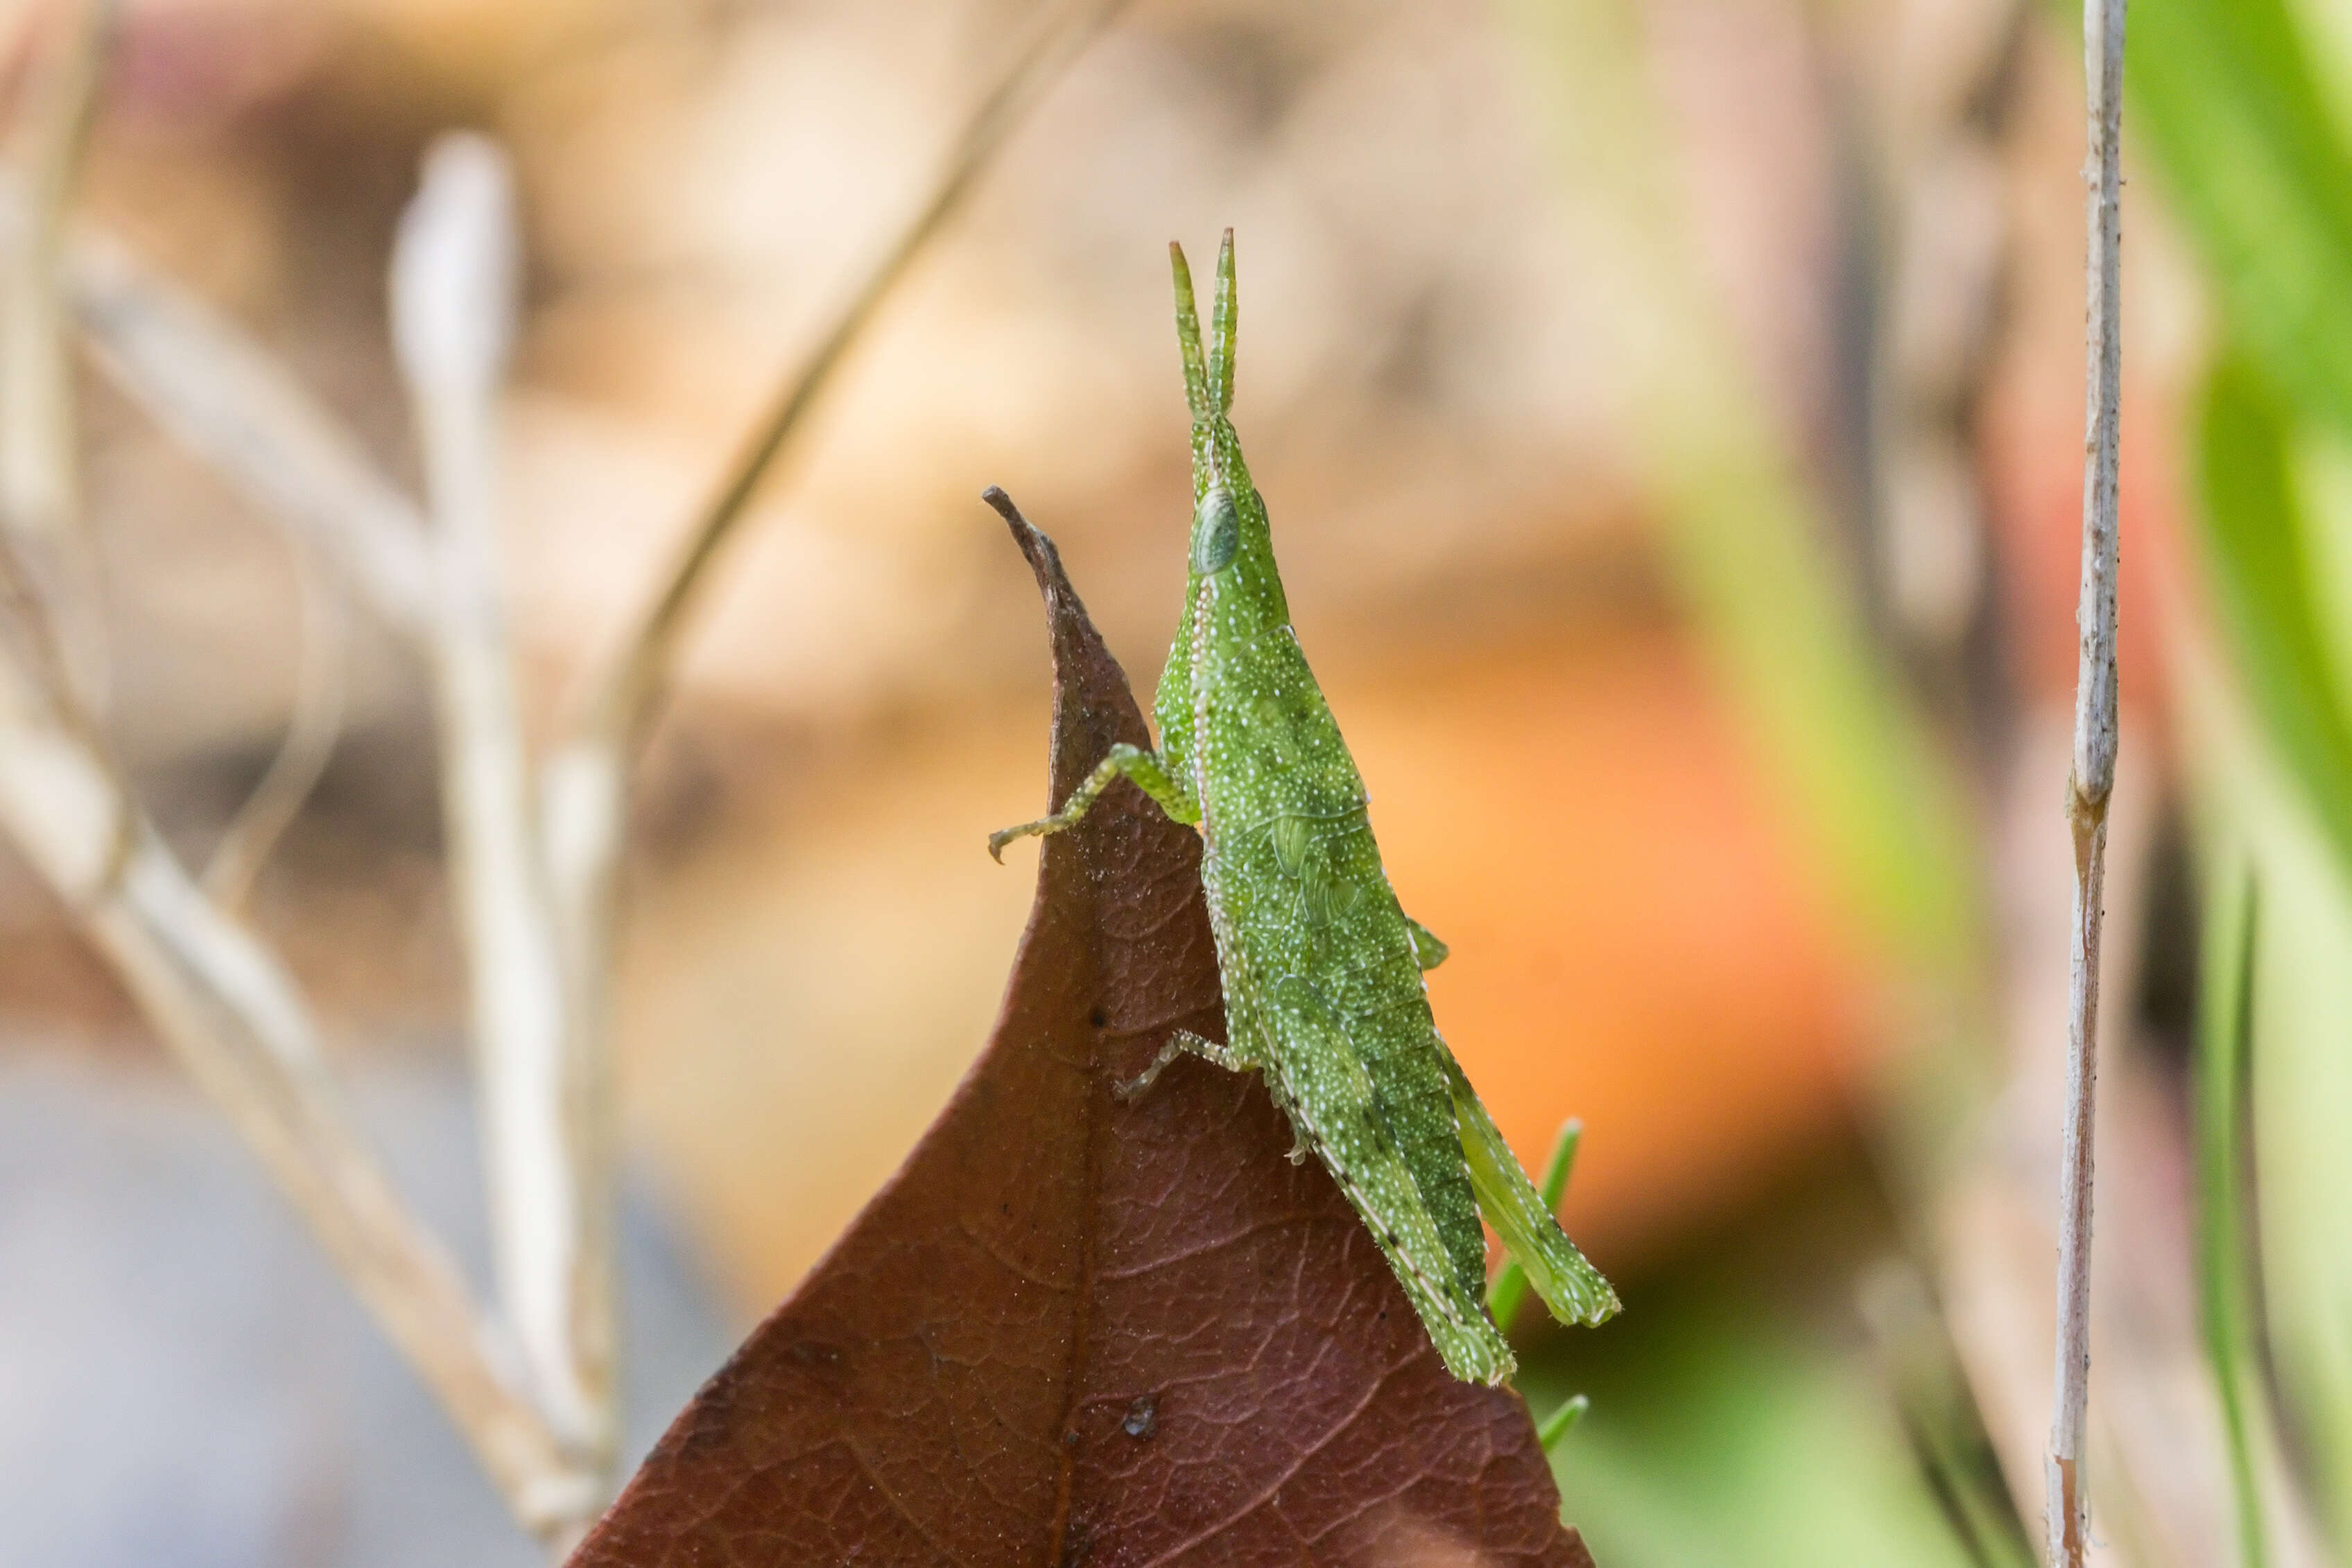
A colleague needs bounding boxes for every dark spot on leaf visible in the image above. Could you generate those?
[785,1340,844,1374]
[1089,1006,1108,1029]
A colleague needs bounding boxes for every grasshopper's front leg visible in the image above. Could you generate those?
[988,742,1201,861]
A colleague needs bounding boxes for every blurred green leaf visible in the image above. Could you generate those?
[1533,1293,1980,1568]
[2195,861,2269,1568]
[2195,720,2352,1546]
[2134,0,2352,435]
[2194,356,2352,882]
[1501,0,1980,983]
[1660,446,1979,976]
[2146,1,2352,1539]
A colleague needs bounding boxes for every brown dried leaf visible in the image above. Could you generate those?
[569,495,1596,1567]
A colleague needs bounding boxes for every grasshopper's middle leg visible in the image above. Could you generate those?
[988,742,1200,860]
[1114,1027,1238,1101]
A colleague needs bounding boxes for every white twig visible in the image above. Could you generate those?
[67,220,438,638]
[392,135,603,1465]
[534,728,624,1472]
[0,0,115,717]
[0,559,591,1538]
[0,186,441,640]
[2050,2,2127,1564]
[1,0,112,541]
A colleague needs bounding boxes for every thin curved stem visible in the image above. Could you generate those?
[204,541,348,912]
[568,0,1130,755]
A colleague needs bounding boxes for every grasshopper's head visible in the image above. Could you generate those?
[1170,232,1282,616]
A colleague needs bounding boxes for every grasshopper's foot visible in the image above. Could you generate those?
[1114,1029,1233,1101]
[988,816,1066,862]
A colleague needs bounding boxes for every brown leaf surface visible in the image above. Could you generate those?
[569,496,1596,1567]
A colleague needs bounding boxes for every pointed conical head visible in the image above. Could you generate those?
[1168,234,1285,628]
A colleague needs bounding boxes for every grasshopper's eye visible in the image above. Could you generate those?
[1193,486,1240,574]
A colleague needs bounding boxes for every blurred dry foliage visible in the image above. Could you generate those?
[5,0,2346,1564]
[10,0,1842,1310]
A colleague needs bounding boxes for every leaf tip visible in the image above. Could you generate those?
[982,484,1072,600]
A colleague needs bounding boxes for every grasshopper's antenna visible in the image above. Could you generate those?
[1208,227,1236,415]
[1170,242,1211,424]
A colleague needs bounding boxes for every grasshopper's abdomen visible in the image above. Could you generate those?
[1190,622,1501,1371]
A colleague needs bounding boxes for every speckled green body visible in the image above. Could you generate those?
[992,234,1617,1384]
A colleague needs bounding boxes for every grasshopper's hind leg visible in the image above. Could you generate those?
[988,743,1200,860]
[1435,1042,1619,1327]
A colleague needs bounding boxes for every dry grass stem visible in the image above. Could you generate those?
[0,0,111,541]
[569,0,1131,754]
[8,195,440,639]
[2050,1,2128,1562]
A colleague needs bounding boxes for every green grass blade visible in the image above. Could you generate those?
[1537,1393,1590,1455]
[2197,864,2269,1568]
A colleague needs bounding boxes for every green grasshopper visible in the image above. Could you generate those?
[991,232,1618,1385]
